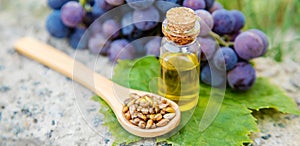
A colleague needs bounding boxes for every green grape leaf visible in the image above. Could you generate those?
[93,56,300,145]
[163,98,257,146]
[112,57,161,92]
[225,78,300,114]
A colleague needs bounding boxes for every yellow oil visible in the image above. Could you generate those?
[158,52,200,111]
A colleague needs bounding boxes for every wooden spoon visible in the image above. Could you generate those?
[14,37,181,138]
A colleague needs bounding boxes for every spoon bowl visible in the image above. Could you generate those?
[14,37,181,138]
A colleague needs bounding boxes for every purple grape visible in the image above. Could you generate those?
[234,31,264,60]
[133,6,160,31]
[94,0,114,11]
[109,39,136,62]
[204,0,215,10]
[89,20,103,36]
[248,29,269,56]
[47,0,76,10]
[155,0,181,13]
[46,10,71,38]
[230,10,245,33]
[145,37,162,57]
[227,62,256,91]
[213,47,238,71]
[121,12,146,41]
[88,33,111,55]
[121,12,135,35]
[157,0,182,5]
[195,9,213,29]
[195,9,214,36]
[212,9,235,35]
[92,4,105,18]
[130,39,147,56]
[209,1,223,13]
[61,1,85,27]
[126,0,155,10]
[105,0,124,6]
[69,27,87,49]
[183,0,206,10]
[91,0,111,19]
[102,19,120,39]
[200,63,226,87]
[197,36,217,61]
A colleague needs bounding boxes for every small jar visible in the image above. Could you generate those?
[158,7,201,111]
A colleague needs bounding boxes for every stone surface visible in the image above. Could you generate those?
[0,1,300,146]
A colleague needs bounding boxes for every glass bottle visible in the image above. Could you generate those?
[158,7,201,112]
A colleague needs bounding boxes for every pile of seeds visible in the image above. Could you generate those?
[122,93,176,129]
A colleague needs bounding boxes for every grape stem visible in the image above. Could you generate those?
[80,0,93,12]
[79,0,86,6]
[209,31,234,47]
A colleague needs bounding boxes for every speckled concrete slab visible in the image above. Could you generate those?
[0,1,299,146]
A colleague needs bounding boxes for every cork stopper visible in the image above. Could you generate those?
[166,7,197,33]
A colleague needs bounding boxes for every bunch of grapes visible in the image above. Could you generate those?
[193,1,268,91]
[45,0,269,90]
[46,0,166,61]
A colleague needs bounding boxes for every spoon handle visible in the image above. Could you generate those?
[14,37,123,109]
